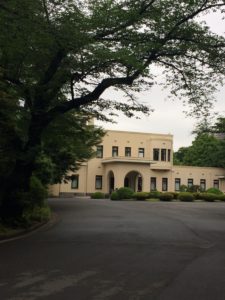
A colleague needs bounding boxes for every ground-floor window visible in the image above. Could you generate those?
[95,175,103,189]
[213,180,219,189]
[200,179,206,191]
[150,177,157,191]
[175,178,180,191]
[137,175,142,192]
[71,175,79,189]
[162,178,168,191]
[188,178,193,188]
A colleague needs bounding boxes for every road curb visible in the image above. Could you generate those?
[0,212,60,244]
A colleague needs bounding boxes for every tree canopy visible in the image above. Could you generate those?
[1,0,225,222]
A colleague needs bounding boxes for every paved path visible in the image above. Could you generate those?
[1,198,225,300]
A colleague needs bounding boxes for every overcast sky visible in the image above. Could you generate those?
[96,11,225,151]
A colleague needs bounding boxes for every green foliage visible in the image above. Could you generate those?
[22,204,51,226]
[206,188,223,195]
[178,192,194,202]
[217,194,225,201]
[91,192,105,199]
[110,192,120,201]
[30,176,48,206]
[169,192,179,199]
[148,191,161,199]
[159,193,174,202]
[179,185,188,192]
[199,193,217,202]
[117,187,134,199]
[187,185,200,193]
[132,192,149,201]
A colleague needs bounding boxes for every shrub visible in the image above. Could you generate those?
[110,191,120,200]
[187,185,200,193]
[91,192,105,199]
[159,192,174,201]
[30,176,48,206]
[193,192,201,200]
[22,203,51,226]
[217,194,225,201]
[117,187,134,199]
[169,192,179,199]
[180,185,188,192]
[148,191,161,199]
[199,193,217,202]
[178,192,194,202]
[206,188,223,195]
[132,192,149,201]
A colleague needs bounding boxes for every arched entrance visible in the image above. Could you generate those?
[108,171,115,193]
[124,171,143,192]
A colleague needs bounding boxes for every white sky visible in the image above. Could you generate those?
[96,11,225,151]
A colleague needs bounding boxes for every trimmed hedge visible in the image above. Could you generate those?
[159,192,174,201]
[199,193,217,202]
[132,192,149,201]
[91,192,105,199]
[110,191,120,200]
[178,192,194,202]
[117,187,134,199]
[148,191,161,199]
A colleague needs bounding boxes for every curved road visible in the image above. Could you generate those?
[1,198,225,300]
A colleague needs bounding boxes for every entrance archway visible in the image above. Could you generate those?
[124,171,143,192]
[108,171,115,193]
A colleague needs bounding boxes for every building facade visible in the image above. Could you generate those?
[50,130,225,196]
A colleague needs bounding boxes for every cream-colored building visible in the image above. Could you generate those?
[50,130,225,196]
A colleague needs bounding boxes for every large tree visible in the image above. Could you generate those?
[1,0,225,220]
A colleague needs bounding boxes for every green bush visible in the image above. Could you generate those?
[132,192,149,201]
[178,192,194,202]
[217,194,225,201]
[199,193,217,202]
[180,185,188,192]
[169,192,179,199]
[110,191,120,200]
[193,192,201,200]
[117,187,134,199]
[30,176,48,206]
[159,192,174,201]
[187,185,200,193]
[22,203,51,226]
[206,188,223,195]
[148,191,161,199]
[91,192,105,199]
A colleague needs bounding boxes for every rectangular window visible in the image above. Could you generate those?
[71,175,79,189]
[138,148,145,158]
[96,145,103,158]
[95,175,103,189]
[200,179,206,191]
[168,149,171,162]
[150,177,157,191]
[153,148,159,161]
[161,149,167,161]
[125,147,131,157]
[112,146,118,157]
[188,178,193,188]
[213,180,219,189]
[162,178,168,191]
[175,178,181,191]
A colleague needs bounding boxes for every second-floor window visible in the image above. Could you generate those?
[96,145,103,158]
[138,148,145,158]
[153,148,159,161]
[161,149,167,161]
[112,146,118,157]
[125,147,131,157]
[168,149,171,162]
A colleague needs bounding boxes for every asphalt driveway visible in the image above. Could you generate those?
[1,198,225,300]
